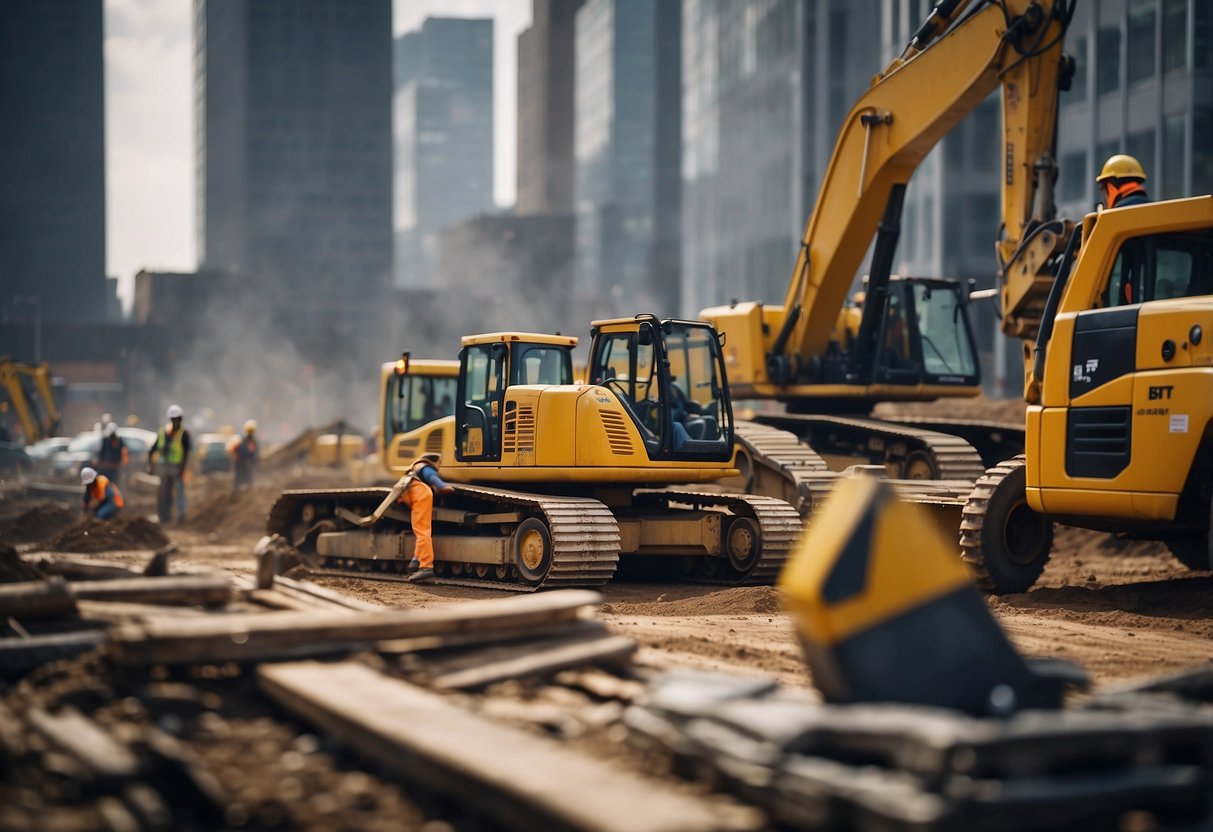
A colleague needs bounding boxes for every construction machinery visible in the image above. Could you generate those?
[0,358,61,443]
[700,0,1075,502]
[377,353,459,474]
[267,316,800,590]
[962,196,1213,593]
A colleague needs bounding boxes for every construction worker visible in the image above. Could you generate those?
[1097,154,1150,209]
[149,404,191,524]
[397,452,455,584]
[94,422,129,487]
[231,419,259,495]
[80,466,124,520]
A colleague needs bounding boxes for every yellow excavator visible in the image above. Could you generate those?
[701,0,1075,503]
[0,358,61,443]
[267,315,800,589]
[377,352,459,473]
[963,195,1213,593]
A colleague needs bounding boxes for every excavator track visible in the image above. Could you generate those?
[732,420,836,517]
[266,486,620,592]
[757,413,988,482]
[635,490,803,585]
[958,455,1054,595]
[879,415,1026,469]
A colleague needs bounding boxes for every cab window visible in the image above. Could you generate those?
[1102,228,1213,307]
[513,345,572,385]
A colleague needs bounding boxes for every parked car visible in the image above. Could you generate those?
[50,431,100,479]
[50,428,156,480]
[194,433,233,475]
[24,436,72,476]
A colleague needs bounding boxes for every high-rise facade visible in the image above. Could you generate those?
[1056,0,1212,218]
[574,0,681,318]
[0,3,106,322]
[394,17,493,288]
[194,0,392,337]
[680,0,882,318]
[517,0,583,215]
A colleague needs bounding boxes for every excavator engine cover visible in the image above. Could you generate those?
[779,474,1069,716]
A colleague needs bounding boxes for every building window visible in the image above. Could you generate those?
[1163,0,1187,72]
[1162,113,1185,198]
[1097,25,1121,95]
[1064,35,1087,103]
[1195,110,1213,194]
[1198,3,1213,70]
[1061,150,1089,203]
[1127,129,1156,177]
[1127,6,1156,84]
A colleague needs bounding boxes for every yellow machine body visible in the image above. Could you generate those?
[0,358,61,442]
[379,358,459,477]
[1025,196,1213,525]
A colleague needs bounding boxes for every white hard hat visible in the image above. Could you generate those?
[104,421,118,436]
[80,467,98,485]
[244,419,257,432]
[166,404,184,420]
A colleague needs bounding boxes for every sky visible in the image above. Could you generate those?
[103,0,531,304]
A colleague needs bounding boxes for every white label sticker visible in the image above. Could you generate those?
[1170,414,1189,434]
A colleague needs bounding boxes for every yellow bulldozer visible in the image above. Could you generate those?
[267,316,800,589]
[0,358,61,443]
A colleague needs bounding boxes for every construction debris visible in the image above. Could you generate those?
[624,668,1213,830]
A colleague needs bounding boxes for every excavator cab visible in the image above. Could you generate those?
[870,278,980,387]
[378,357,460,471]
[588,316,733,461]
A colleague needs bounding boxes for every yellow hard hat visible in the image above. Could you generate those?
[244,419,257,432]
[1096,154,1146,183]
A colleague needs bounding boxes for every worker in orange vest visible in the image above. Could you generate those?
[80,466,124,520]
[397,452,454,584]
[1097,154,1150,209]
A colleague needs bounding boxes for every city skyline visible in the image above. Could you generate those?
[104,0,528,308]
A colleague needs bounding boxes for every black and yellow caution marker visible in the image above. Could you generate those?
[779,474,1070,716]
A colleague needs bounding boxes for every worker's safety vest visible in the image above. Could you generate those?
[89,475,125,508]
[157,426,186,464]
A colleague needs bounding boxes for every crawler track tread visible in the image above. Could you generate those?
[958,455,1025,592]
[758,413,988,482]
[637,489,803,585]
[266,485,620,592]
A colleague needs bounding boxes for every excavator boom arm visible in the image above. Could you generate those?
[776,0,1070,374]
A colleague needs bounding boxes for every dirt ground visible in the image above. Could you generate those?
[8,408,1205,694]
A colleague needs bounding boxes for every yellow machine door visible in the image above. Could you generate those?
[456,342,507,462]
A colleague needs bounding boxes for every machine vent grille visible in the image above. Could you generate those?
[504,406,536,453]
[424,430,443,454]
[599,411,634,455]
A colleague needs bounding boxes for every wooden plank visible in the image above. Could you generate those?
[109,589,603,666]
[0,630,107,676]
[0,577,76,620]
[273,575,381,610]
[76,600,220,621]
[259,661,757,832]
[248,588,328,612]
[69,575,232,608]
[379,618,596,656]
[25,706,140,780]
[27,556,142,581]
[429,632,637,691]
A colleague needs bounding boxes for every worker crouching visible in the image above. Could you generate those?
[398,452,454,584]
[81,466,124,520]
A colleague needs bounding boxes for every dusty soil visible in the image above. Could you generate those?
[48,516,170,554]
[0,499,78,545]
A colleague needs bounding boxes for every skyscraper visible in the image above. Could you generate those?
[517,0,582,215]
[0,2,106,322]
[680,0,881,318]
[574,0,681,317]
[194,0,392,338]
[394,17,493,288]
